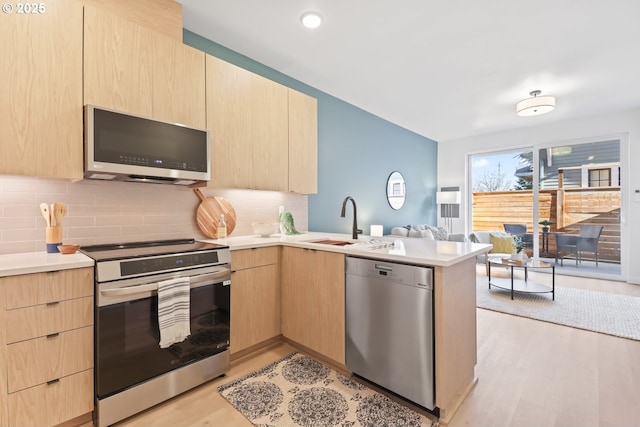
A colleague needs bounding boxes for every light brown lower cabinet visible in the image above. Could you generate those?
[5,297,93,345]
[281,247,345,365]
[0,267,94,427]
[230,247,280,354]
[7,326,93,393]
[8,369,93,427]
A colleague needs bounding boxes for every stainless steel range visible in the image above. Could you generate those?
[81,239,232,427]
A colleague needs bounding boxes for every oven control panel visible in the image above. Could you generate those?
[121,252,219,277]
[95,249,232,282]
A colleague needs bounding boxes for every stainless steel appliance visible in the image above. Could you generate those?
[81,239,231,427]
[84,105,210,185]
[345,256,436,411]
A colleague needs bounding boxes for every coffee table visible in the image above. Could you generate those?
[488,258,555,300]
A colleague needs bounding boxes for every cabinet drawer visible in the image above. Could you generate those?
[232,247,279,271]
[2,267,93,310]
[6,296,93,344]
[8,326,93,393]
[8,369,93,427]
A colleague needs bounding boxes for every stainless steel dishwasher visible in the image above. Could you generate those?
[345,256,435,410]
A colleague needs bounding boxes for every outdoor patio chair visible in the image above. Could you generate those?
[556,233,579,266]
[555,225,604,267]
[503,223,533,249]
[577,224,604,267]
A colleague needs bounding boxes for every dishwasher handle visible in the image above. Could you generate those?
[347,256,433,290]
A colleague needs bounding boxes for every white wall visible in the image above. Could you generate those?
[0,175,308,255]
[438,107,640,283]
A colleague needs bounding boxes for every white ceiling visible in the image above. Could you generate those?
[178,0,640,142]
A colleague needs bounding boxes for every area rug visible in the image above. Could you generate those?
[218,352,433,426]
[476,276,640,341]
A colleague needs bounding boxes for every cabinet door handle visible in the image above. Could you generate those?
[46,301,60,306]
[46,333,60,339]
[47,378,60,385]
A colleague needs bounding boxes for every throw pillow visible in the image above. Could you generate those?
[420,229,435,240]
[427,225,449,241]
[489,233,515,254]
[408,228,423,238]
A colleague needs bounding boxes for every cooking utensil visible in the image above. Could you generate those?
[52,202,67,226]
[40,203,51,226]
[193,188,236,238]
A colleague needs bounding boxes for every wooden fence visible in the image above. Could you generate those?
[472,188,620,263]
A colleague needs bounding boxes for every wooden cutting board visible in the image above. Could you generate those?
[193,188,237,238]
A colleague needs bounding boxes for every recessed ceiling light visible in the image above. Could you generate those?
[300,11,323,29]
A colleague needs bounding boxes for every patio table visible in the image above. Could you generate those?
[541,230,560,255]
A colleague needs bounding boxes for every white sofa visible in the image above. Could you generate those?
[391,224,467,242]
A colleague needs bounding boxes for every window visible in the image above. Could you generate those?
[589,168,611,187]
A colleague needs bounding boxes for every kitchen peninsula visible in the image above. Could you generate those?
[206,232,489,423]
[0,233,489,426]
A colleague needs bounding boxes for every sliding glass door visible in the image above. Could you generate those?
[536,140,621,276]
[470,149,535,258]
[470,139,622,278]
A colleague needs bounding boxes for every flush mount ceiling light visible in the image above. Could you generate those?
[300,11,323,29]
[516,90,556,116]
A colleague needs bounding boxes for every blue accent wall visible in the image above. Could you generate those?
[184,30,438,235]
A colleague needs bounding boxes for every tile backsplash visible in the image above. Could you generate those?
[0,175,308,255]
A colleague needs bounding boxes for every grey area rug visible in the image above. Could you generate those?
[218,352,433,427]
[476,276,640,340]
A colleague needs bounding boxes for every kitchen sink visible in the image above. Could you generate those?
[306,239,395,249]
[307,239,355,246]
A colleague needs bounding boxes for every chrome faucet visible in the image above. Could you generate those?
[340,196,362,239]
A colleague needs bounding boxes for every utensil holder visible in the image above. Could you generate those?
[46,226,62,253]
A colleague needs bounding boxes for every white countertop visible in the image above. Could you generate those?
[0,251,94,277]
[0,232,491,277]
[200,231,491,267]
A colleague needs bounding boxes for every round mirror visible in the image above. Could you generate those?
[386,171,406,210]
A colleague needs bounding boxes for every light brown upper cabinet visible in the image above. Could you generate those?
[84,6,205,129]
[206,55,318,193]
[81,0,183,41]
[152,35,206,129]
[288,89,318,194]
[84,5,153,118]
[0,0,84,180]
[205,55,253,189]
[206,55,288,191]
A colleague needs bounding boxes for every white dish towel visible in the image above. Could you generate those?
[157,277,191,348]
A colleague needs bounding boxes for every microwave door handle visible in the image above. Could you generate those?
[100,268,232,297]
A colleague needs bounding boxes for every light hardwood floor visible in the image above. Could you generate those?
[86,272,640,427]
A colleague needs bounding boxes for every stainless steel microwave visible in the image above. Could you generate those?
[84,105,211,185]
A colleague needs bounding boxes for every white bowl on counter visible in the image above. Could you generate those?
[252,222,280,237]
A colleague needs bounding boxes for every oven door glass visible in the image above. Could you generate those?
[96,283,230,399]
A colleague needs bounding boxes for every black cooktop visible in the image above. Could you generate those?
[80,238,228,262]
